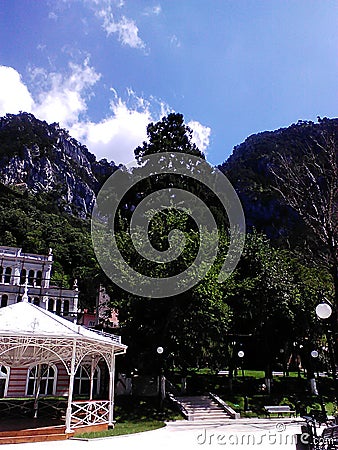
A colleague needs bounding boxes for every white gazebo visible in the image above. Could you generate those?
[0,301,127,433]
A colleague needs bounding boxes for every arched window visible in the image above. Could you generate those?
[56,299,62,315]
[4,267,12,284]
[1,294,8,308]
[28,270,35,286]
[48,298,54,311]
[20,268,26,285]
[26,364,57,396]
[36,271,42,287]
[33,297,40,306]
[0,366,10,397]
[63,300,70,315]
[74,365,100,396]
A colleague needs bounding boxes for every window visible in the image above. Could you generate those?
[26,364,57,396]
[48,298,54,311]
[28,270,35,286]
[36,271,42,287]
[1,294,8,308]
[0,266,3,282]
[17,295,22,303]
[20,268,26,285]
[4,267,12,284]
[0,366,10,397]
[74,365,100,396]
[63,300,69,315]
[33,297,40,306]
[56,299,62,315]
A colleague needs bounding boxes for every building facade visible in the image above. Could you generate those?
[0,246,78,320]
[0,246,126,404]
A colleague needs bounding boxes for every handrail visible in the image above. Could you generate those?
[167,393,191,420]
[209,392,240,419]
[165,378,181,396]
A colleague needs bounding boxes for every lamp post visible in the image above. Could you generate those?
[315,301,337,401]
[238,350,245,378]
[309,350,319,395]
[156,346,165,412]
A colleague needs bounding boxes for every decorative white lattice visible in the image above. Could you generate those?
[71,400,110,427]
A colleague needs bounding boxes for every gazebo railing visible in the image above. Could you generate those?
[70,400,110,428]
[81,326,122,344]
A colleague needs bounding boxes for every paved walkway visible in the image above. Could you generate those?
[0,418,309,449]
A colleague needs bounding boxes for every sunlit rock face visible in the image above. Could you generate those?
[0,112,118,218]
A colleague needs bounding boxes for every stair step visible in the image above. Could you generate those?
[0,433,69,444]
[0,425,66,438]
[177,395,232,421]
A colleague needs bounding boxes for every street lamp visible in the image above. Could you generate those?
[315,301,337,401]
[238,350,245,378]
[309,349,319,395]
[156,347,165,411]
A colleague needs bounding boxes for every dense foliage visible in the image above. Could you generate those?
[0,112,336,377]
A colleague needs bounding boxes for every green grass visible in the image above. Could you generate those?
[74,396,181,439]
[75,420,165,439]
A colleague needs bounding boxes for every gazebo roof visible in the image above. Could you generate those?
[0,302,126,370]
[0,302,124,346]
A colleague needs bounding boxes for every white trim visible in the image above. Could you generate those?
[0,365,10,397]
[74,364,101,397]
[25,363,57,397]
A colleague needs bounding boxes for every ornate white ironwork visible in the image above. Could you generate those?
[0,336,120,375]
[70,400,110,428]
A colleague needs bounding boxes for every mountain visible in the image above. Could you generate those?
[219,117,338,247]
[0,112,118,218]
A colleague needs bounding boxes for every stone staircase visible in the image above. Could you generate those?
[176,395,234,421]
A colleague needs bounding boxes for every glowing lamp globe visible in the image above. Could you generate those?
[156,346,164,355]
[238,350,244,358]
[315,303,332,320]
[311,350,319,358]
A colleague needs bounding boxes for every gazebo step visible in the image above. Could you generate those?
[0,433,69,444]
[0,424,66,438]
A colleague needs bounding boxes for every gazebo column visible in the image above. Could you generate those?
[33,364,42,419]
[89,356,95,401]
[108,347,115,427]
[65,339,77,433]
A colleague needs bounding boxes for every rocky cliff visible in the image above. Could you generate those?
[219,117,338,244]
[0,112,117,218]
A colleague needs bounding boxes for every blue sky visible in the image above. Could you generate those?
[0,0,337,166]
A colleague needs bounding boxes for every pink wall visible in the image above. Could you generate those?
[6,363,70,398]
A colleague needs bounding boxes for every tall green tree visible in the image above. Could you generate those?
[270,129,338,314]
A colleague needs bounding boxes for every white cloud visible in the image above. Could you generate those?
[170,34,181,48]
[143,5,162,16]
[32,59,100,126]
[0,64,211,165]
[0,66,34,115]
[188,120,211,153]
[97,6,145,49]
[71,98,152,164]
[48,11,58,21]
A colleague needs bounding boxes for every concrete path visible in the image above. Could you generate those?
[0,418,310,449]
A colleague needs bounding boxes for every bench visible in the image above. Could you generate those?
[321,425,338,449]
[264,405,295,418]
[301,419,338,449]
